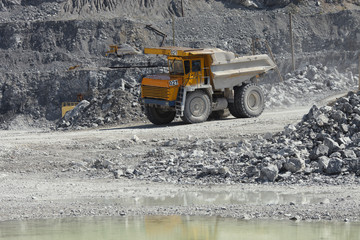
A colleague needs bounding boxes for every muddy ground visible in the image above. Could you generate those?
[1,99,360,223]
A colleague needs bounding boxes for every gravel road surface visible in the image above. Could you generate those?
[1,103,360,222]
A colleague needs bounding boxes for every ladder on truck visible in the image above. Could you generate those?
[175,86,186,117]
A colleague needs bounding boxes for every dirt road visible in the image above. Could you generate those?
[1,106,308,145]
[1,105,360,222]
[0,107,307,176]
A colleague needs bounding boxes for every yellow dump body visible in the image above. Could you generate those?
[61,102,78,117]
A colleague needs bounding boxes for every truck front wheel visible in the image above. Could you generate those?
[229,83,265,118]
[182,90,211,124]
[145,105,175,125]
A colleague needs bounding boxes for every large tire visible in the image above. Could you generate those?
[181,90,211,124]
[229,83,265,118]
[145,105,175,125]
[208,108,231,120]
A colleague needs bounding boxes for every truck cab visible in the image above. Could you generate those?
[142,54,209,104]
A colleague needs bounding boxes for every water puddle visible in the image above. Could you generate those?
[1,216,359,240]
[94,190,329,207]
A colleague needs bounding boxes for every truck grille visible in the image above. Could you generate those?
[142,85,170,100]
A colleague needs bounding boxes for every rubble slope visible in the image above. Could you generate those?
[104,91,360,185]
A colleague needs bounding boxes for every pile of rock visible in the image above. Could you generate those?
[281,91,360,175]
[262,64,357,108]
[112,91,360,184]
[241,90,360,182]
[57,88,145,130]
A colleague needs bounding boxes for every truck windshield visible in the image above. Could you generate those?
[169,60,184,75]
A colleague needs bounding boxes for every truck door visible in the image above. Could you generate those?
[183,58,204,87]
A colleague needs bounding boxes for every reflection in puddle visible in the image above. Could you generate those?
[1,216,359,240]
[97,190,329,207]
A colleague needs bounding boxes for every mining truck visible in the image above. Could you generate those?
[141,47,276,124]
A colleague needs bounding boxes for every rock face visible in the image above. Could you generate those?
[0,0,359,129]
[62,0,186,16]
[61,0,293,15]
[63,0,118,13]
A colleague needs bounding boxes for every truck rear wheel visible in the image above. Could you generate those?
[145,105,175,125]
[229,83,265,118]
[182,90,211,123]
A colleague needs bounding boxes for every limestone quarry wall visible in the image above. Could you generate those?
[0,0,359,127]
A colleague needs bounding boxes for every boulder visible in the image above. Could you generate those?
[302,105,319,122]
[347,159,360,174]
[125,168,135,175]
[340,123,349,133]
[340,149,357,159]
[63,100,90,121]
[315,114,329,126]
[284,157,305,173]
[259,165,278,182]
[341,102,353,114]
[351,132,360,142]
[326,158,343,175]
[114,169,124,179]
[201,165,218,175]
[218,166,231,177]
[323,137,340,153]
[284,124,296,136]
[337,137,351,145]
[331,110,346,123]
[245,165,260,177]
[318,156,330,172]
[131,135,140,143]
[310,144,329,160]
[329,152,341,158]
[354,107,360,115]
[353,115,360,127]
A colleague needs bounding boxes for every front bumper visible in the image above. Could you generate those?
[142,98,176,107]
